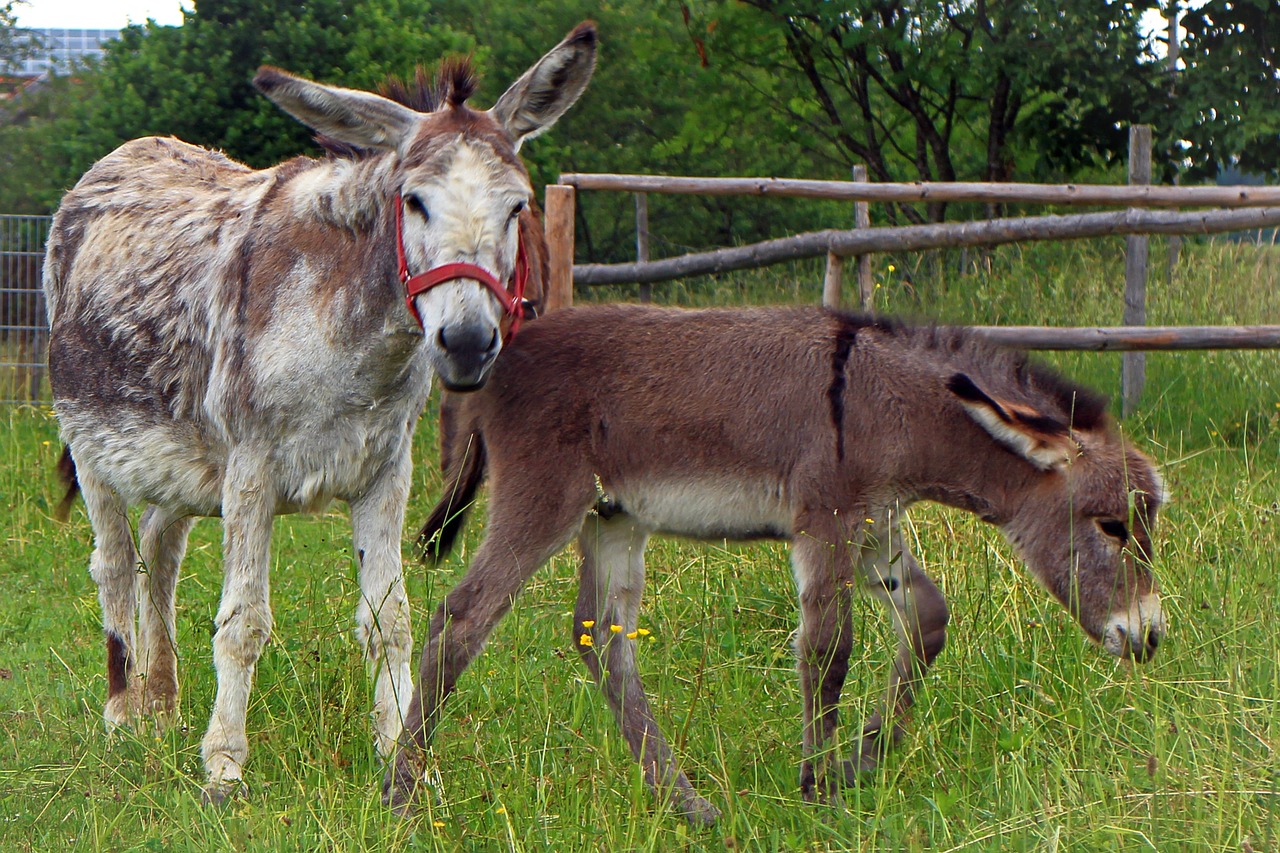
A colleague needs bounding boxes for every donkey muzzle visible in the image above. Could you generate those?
[433,322,501,391]
[1102,593,1164,662]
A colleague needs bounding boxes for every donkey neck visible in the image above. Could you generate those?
[885,369,1052,526]
[283,154,397,234]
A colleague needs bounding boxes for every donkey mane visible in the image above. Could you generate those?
[317,59,481,160]
[887,319,1110,431]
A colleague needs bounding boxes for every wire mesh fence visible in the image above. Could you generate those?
[1,214,51,404]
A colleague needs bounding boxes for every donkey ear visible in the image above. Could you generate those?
[490,21,597,150]
[947,373,1076,471]
[254,67,420,151]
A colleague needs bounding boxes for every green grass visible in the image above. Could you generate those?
[2,239,1278,850]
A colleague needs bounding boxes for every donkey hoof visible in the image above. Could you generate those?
[680,796,721,828]
[840,752,879,786]
[382,754,423,818]
[201,777,246,807]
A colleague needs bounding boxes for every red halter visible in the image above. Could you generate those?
[395,194,530,340]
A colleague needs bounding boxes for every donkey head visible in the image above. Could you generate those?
[253,23,596,390]
[949,373,1165,662]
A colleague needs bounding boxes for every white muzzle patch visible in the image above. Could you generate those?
[1102,593,1165,661]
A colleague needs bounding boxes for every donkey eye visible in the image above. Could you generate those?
[404,194,429,220]
[1097,519,1129,542]
[508,200,527,220]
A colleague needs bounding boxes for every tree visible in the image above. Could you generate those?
[0,1,40,79]
[1175,0,1280,181]
[421,0,853,260]
[685,1,1165,221]
[0,0,476,212]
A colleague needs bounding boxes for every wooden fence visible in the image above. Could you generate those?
[542,126,1280,415]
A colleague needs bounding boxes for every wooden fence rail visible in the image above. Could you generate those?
[560,172,1280,208]
[570,205,1280,286]
[547,147,1280,415]
[973,326,1280,351]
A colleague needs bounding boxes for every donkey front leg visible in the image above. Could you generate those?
[201,450,276,804]
[384,497,588,814]
[350,449,414,758]
[574,512,720,826]
[136,504,197,724]
[845,507,948,781]
[80,468,142,729]
[791,513,860,804]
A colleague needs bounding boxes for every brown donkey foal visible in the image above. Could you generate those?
[387,304,1165,824]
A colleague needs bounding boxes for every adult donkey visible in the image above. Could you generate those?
[388,304,1165,824]
[43,22,595,802]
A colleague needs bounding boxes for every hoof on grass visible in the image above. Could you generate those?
[201,778,246,808]
[679,796,721,828]
[382,753,424,819]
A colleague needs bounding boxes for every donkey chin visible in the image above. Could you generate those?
[1101,593,1165,662]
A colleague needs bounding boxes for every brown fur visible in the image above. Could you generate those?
[387,303,1164,824]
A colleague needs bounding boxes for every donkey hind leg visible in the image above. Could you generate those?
[844,506,949,782]
[791,512,860,804]
[350,450,414,758]
[80,468,142,729]
[201,451,276,804]
[384,489,592,814]
[136,505,196,726]
[573,512,720,827]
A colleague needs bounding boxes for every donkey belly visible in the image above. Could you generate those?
[58,408,225,516]
[614,477,793,541]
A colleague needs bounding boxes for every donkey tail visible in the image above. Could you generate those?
[417,431,486,563]
[54,444,80,522]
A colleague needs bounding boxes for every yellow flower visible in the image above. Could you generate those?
[865,518,875,524]
[496,806,507,814]
[888,264,896,272]
[433,820,446,828]
[581,619,595,628]
[578,633,594,648]
[636,628,651,637]
[626,630,639,639]
[610,624,623,633]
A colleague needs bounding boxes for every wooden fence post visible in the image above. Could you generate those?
[823,164,874,309]
[821,252,843,308]
[853,165,873,310]
[1165,4,1182,280]
[1123,125,1152,417]
[545,184,576,312]
[635,192,651,303]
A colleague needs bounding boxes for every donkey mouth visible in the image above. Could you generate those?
[429,323,501,391]
[1102,621,1162,662]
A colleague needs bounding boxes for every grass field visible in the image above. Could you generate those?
[1,239,1277,851]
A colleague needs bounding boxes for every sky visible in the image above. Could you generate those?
[11,1,1181,58]
[12,0,186,29]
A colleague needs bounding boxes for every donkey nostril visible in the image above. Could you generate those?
[1147,631,1159,650]
[436,328,449,350]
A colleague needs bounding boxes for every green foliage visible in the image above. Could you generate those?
[420,0,850,261]
[0,0,475,212]
[684,0,1164,222]
[1176,0,1280,181]
[0,0,40,76]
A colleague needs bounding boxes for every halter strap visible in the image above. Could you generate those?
[395,194,529,339]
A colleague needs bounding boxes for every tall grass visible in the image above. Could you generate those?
[1,239,1277,851]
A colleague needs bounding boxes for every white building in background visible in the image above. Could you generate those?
[10,28,124,78]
